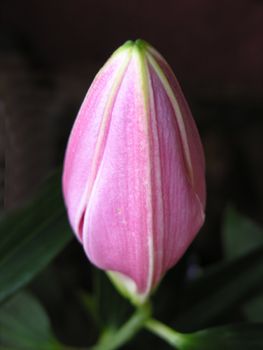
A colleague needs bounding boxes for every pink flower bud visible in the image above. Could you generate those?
[62,40,206,303]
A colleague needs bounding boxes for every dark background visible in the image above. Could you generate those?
[1,0,263,348]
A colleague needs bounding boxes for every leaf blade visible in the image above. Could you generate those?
[173,244,263,330]
[0,291,61,350]
[181,323,263,350]
[0,171,73,304]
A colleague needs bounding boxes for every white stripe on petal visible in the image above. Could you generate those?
[146,52,194,187]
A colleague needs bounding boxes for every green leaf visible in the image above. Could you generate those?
[243,295,263,322]
[0,171,73,304]
[223,207,263,260]
[181,323,263,350]
[223,207,263,322]
[172,244,263,330]
[0,291,61,350]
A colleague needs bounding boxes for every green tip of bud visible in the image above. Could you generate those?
[122,40,134,49]
[112,39,151,62]
[116,39,150,54]
[112,40,134,57]
[134,39,148,50]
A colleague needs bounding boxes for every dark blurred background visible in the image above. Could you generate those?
[0,0,263,348]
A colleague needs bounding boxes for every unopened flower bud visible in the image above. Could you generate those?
[63,40,206,303]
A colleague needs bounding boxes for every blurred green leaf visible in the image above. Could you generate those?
[243,295,263,322]
[223,207,263,322]
[92,305,150,350]
[172,243,263,330]
[0,291,61,350]
[0,171,72,304]
[80,290,102,330]
[82,269,132,331]
[181,323,263,350]
[223,207,263,260]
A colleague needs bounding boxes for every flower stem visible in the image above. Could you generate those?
[145,318,186,349]
[62,304,187,350]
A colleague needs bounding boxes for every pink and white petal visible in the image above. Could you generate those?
[147,63,205,285]
[82,52,152,295]
[147,45,206,208]
[62,49,131,240]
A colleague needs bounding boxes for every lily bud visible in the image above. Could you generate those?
[62,40,206,303]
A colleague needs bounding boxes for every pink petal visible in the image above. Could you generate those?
[63,47,132,240]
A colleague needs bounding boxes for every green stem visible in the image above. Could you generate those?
[62,302,187,350]
[91,303,151,350]
[145,318,186,349]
